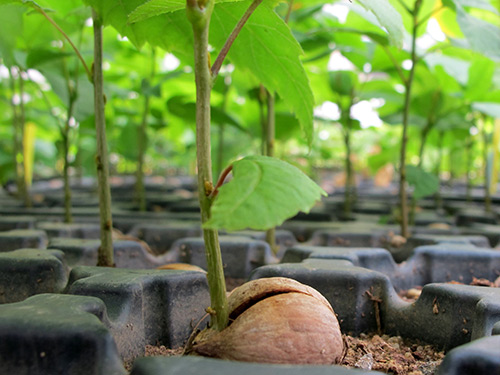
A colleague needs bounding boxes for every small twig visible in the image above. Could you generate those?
[183,313,210,354]
[209,164,233,199]
[366,289,382,335]
[284,0,294,24]
[33,6,92,83]
[211,0,263,78]
[395,0,412,15]
[381,45,407,85]
[416,5,445,28]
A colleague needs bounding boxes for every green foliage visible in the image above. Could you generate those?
[128,0,246,23]
[454,5,500,59]
[0,0,498,188]
[167,95,246,131]
[466,56,495,101]
[406,165,439,200]
[204,155,326,231]
[328,71,358,97]
[357,0,404,48]
[86,0,315,145]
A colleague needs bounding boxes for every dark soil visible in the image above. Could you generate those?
[341,333,444,374]
[129,333,444,374]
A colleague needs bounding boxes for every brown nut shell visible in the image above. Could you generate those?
[194,290,344,364]
[227,277,333,321]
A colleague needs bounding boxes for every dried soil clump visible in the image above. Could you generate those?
[341,333,444,374]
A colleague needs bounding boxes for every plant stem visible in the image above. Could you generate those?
[17,69,31,208]
[284,0,294,23]
[136,48,156,212]
[434,130,444,211]
[211,0,263,78]
[382,45,407,85]
[466,135,472,203]
[92,9,114,267]
[136,94,149,212]
[61,55,78,224]
[9,70,22,202]
[343,127,353,218]
[188,0,229,331]
[211,164,233,199]
[481,115,492,213]
[258,84,267,155]
[265,89,277,255]
[342,91,356,219]
[416,4,445,28]
[409,121,433,224]
[399,0,422,239]
[63,94,76,224]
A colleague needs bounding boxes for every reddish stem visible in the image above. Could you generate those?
[210,164,233,199]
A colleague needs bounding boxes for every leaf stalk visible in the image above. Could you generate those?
[210,0,263,78]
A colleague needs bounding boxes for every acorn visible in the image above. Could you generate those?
[192,277,344,364]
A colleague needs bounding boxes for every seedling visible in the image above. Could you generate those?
[182,0,327,331]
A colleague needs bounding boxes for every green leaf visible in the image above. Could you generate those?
[87,1,315,145]
[454,0,499,14]
[211,2,315,145]
[472,102,500,117]
[406,165,439,200]
[424,53,470,86]
[354,0,404,48]
[26,48,72,68]
[128,0,245,23]
[456,6,500,59]
[328,71,358,97]
[204,155,326,231]
[167,96,246,131]
[465,56,495,101]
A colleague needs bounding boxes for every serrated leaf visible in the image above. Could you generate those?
[211,2,315,145]
[204,155,326,231]
[406,165,439,200]
[129,0,245,23]
[355,0,404,48]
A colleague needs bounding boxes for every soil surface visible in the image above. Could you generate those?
[131,333,444,374]
[341,333,444,374]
